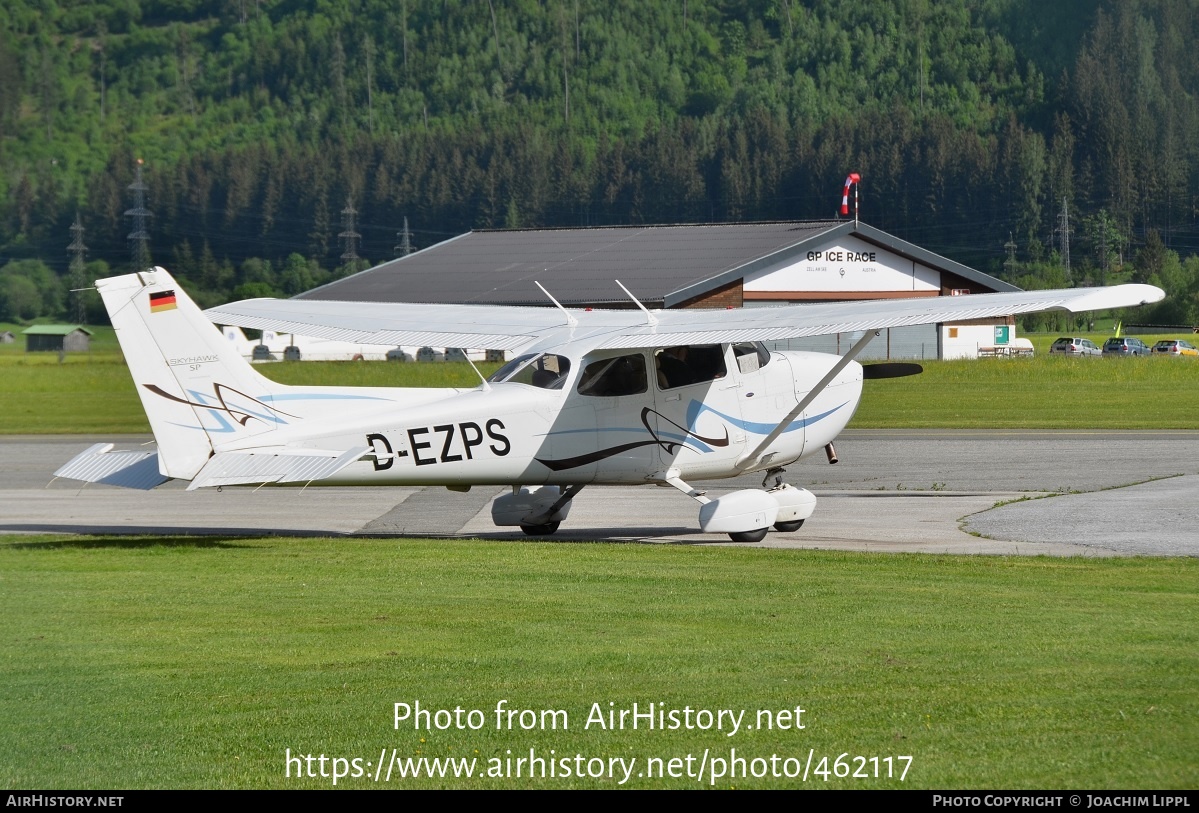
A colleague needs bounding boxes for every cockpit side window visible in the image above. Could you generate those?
[732,341,771,374]
[577,354,648,397]
[487,353,572,390]
[655,344,727,390]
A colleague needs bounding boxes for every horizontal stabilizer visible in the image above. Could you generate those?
[186,446,369,490]
[54,443,170,490]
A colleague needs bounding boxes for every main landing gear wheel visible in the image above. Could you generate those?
[773,519,805,532]
[728,527,768,543]
[520,522,561,536]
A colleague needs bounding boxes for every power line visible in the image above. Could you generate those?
[124,159,152,270]
[394,216,414,257]
[1056,197,1072,282]
[339,197,361,262]
[67,212,88,323]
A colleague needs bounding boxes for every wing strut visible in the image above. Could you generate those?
[735,330,879,472]
[534,280,578,328]
[463,355,492,392]
[615,280,658,328]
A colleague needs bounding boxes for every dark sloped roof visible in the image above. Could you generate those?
[299,221,1016,306]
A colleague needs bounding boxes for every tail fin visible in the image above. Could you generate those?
[220,325,254,357]
[98,267,289,479]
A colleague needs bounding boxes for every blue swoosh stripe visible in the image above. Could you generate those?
[257,393,393,403]
[687,401,847,434]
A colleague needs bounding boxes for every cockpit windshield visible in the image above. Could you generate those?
[486,353,572,390]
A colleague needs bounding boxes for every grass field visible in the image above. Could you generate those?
[854,353,1199,428]
[2,327,1195,790]
[2,535,1195,789]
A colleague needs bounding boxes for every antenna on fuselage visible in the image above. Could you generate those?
[534,280,578,328]
[615,279,658,328]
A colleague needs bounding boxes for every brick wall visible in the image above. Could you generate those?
[676,279,743,309]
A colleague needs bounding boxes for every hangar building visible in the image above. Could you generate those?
[301,220,1019,360]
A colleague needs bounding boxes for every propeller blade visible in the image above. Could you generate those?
[862,362,924,380]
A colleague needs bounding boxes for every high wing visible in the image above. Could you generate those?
[207,299,582,352]
[205,284,1165,354]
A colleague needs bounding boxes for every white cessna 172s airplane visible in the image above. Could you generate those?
[57,267,1162,542]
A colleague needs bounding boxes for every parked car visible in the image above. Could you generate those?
[1049,337,1101,356]
[1102,337,1151,356]
[1151,339,1198,356]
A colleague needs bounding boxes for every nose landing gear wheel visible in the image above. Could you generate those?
[728,527,768,543]
[773,519,805,532]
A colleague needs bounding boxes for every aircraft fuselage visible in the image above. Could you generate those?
[213,345,863,487]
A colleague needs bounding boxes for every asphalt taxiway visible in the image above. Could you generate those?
[2,430,1196,556]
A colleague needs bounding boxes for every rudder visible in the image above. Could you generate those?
[97,267,288,480]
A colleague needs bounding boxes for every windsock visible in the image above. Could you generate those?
[840,173,861,216]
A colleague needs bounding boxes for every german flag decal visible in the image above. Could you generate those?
[149,290,177,312]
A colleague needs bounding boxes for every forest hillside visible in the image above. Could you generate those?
[1,0,1196,325]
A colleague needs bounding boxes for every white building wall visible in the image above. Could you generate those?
[739,233,1016,361]
[941,324,1005,360]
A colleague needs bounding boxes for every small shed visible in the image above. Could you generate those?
[0,331,14,343]
[23,325,93,353]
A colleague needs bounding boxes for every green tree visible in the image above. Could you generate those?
[0,274,41,321]
[0,259,62,320]
[280,253,320,295]
[1134,229,1166,285]
[231,281,280,300]
[1081,210,1122,285]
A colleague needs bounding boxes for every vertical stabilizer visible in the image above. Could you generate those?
[97,267,286,479]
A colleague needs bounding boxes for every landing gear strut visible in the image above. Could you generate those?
[665,473,778,542]
[760,467,806,532]
[663,470,817,542]
[762,467,787,489]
